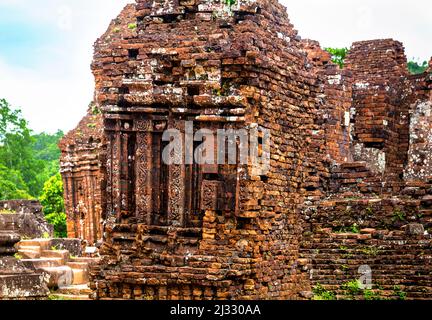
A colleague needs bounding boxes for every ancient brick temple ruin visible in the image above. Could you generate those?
[61,0,432,299]
[59,105,104,244]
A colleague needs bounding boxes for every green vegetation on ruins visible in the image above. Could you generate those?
[313,281,407,300]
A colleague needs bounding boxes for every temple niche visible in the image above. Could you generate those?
[59,104,105,245]
[61,0,432,300]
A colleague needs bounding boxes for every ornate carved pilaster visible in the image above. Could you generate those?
[110,120,122,220]
[120,130,129,216]
[85,173,96,243]
[135,119,153,224]
[105,132,114,217]
[62,173,75,238]
[168,119,185,226]
[201,180,221,211]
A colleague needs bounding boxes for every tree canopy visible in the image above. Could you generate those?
[0,164,32,200]
[0,98,67,237]
[0,99,64,198]
[407,60,428,75]
[39,173,67,238]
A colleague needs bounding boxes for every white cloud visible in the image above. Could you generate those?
[0,55,91,134]
[284,0,432,61]
[0,0,430,134]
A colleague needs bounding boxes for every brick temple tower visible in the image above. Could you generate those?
[59,105,105,245]
[88,0,326,300]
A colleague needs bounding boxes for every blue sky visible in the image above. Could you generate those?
[0,0,430,134]
[0,10,52,67]
[0,0,130,133]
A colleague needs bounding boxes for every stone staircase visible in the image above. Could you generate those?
[49,284,93,300]
[16,239,99,299]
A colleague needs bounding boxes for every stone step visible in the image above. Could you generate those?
[41,250,70,264]
[22,258,63,269]
[18,239,51,251]
[56,284,92,296]
[71,268,89,285]
[49,294,90,300]
[66,261,89,270]
[18,245,41,253]
[70,257,100,265]
[18,249,41,259]
[41,266,74,289]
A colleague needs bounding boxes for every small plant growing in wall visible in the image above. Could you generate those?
[340,247,353,259]
[334,223,360,234]
[224,0,237,6]
[361,246,380,256]
[342,280,362,299]
[14,253,22,260]
[341,264,350,272]
[91,104,101,115]
[393,286,407,300]
[128,23,137,30]
[0,209,15,214]
[392,210,406,222]
[363,289,383,301]
[365,206,374,216]
[312,284,336,300]
[350,223,360,234]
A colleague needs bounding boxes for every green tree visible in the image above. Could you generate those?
[408,60,428,75]
[39,173,67,238]
[39,173,65,215]
[31,130,64,194]
[32,130,64,162]
[0,164,32,200]
[46,212,67,238]
[325,47,349,69]
[0,99,44,196]
[0,99,28,139]
[0,99,64,198]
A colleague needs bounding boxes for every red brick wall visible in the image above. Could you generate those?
[59,105,105,245]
